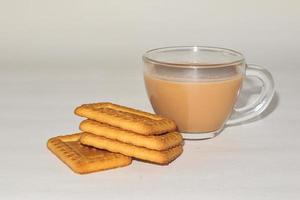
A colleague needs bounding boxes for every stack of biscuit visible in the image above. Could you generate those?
[47,102,183,174]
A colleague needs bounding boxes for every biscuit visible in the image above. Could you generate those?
[47,133,132,174]
[80,119,183,150]
[80,132,183,164]
[74,102,176,135]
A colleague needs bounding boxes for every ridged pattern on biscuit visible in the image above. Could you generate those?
[47,133,132,174]
[74,102,177,135]
[80,119,183,150]
[80,133,183,164]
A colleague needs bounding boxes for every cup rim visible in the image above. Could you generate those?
[143,46,245,68]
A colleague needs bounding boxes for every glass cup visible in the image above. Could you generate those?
[143,46,275,139]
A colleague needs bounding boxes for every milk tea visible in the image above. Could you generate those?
[144,74,243,133]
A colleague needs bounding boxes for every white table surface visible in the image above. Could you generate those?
[1,62,299,200]
[1,1,300,199]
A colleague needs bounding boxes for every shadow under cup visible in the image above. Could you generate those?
[143,46,275,140]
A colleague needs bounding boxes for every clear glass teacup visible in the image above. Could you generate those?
[143,46,275,139]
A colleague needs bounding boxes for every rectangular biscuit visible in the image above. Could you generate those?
[80,132,183,165]
[47,133,132,174]
[74,102,177,135]
[80,119,183,150]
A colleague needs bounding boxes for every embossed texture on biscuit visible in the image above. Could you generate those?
[74,102,177,135]
[47,133,132,174]
[80,132,183,165]
[80,119,183,150]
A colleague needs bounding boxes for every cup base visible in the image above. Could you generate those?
[182,130,221,140]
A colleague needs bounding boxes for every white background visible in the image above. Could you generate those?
[1,0,299,199]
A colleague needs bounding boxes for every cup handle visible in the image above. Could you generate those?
[226,64,275,126]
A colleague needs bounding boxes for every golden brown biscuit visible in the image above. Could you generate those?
[80,119,183,150]
[74,102,176,135]
[47,133,132,174]
[80,132,183,165]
